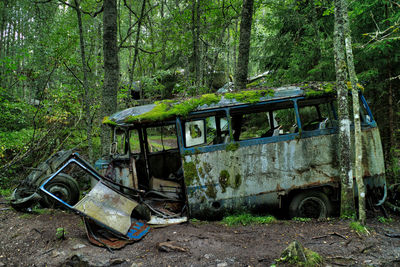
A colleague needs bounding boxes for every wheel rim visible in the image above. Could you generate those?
[298,196,327,219]
[48,184,71,203]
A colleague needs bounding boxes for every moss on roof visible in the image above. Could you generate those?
[125,93,222,123]
[104,82,343,126]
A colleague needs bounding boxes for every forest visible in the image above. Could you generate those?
[0,0,399,194]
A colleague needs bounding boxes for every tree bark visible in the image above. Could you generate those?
[235,0,254,90]
[128,0,146,100]
[101,0,119,156]
[191,0,201,88]
[334,0,355,217]
[342,0,366,224]
[74,0,94,162]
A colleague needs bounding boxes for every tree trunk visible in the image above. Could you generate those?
[191,0,201,88]
[334,0,355,217]
[101,0,119,156]
[74,0,94,162]
[128,0,146,100]
[342,0,366,224]
[235,0,254,90]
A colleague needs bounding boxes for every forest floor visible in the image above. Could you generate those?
[1,196,400,267]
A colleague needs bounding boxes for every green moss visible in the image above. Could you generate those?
[205,182,217,199]
[346,81,365,92]
[225,142,240,152]
[349,221,369,235]
[221,213,277,226]
[198,166,205,177]
[203,162,212,174]
[246,80,262,88]
[225,89,274,104]
[102,116,118,126]
[219,170,230,193]
[125,94,221,123]
[303,82,336,98]
[304,248,323,267]
[233,174,242,189]
[183,161,198,185]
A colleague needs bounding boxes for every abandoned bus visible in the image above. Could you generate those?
[98,83,386,219]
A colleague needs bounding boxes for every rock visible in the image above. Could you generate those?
[51,251,60,258]
[61,254,89,267]
[216,262,228,267]
[130,263,143,267]
[204,254,213,259]
[109,258,125,265]
[0,261,5,267]
[72,244,86,250]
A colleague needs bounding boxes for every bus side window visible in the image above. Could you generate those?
[183,112,229,148]
[230,101,296,141]
[298,100,337,131]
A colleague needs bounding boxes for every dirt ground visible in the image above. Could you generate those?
[1,197,400,267]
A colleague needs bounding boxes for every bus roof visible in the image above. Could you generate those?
[103,82,336,127]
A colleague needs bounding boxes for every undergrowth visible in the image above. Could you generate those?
[221,213,277,226]
[349,221,370,235]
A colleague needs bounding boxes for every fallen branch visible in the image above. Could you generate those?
[157,241,188,252]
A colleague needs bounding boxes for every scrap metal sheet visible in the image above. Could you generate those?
[73,182,138,235]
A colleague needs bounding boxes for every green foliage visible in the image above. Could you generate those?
[225,89,274,103]
[0,188,12,197]
[292,217,312,222]
[221,213,276,226]
[377,216,393,224]
[303,248,323,267]
[349,221,369,235]
[225,142,240,152]
[56,227,66,240]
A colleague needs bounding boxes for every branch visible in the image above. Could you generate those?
[57,0,103,17]
[120,46,162,54]
[32,0,53,3]
[118,3,159,49]
[63,62,84,86]
[123,0,140,20]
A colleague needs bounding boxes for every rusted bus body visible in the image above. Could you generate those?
[183,126,385,218]
[100,85,386,219]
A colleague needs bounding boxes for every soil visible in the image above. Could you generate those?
[1,196,400,267]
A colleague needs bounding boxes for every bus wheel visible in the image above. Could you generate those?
[40,173,80,208]
[289,191,332,219]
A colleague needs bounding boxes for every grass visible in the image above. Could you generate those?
[304,248,323,266]
[221,213,277,226]
[292,217,311,222]
[0,188,13,198]
[349,221,370,235]
[377,216,394,223]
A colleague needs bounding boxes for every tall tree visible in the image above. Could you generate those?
[191,0,201,87]
[127,0,146,99]
[334,0,355,217]
[235,0,254,90]
[72,0,94,162]
[342,0,366,223]
[101,0,119,156]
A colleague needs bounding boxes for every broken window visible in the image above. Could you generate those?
[230,101,297,141]
[298,99,337,131]
[183,111,229,147]
[129,129,141,153]
[112,128,128,155]
[146,125,178,152]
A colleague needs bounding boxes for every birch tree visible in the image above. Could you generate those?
[334,0,355,217]
[342,0,366,224]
